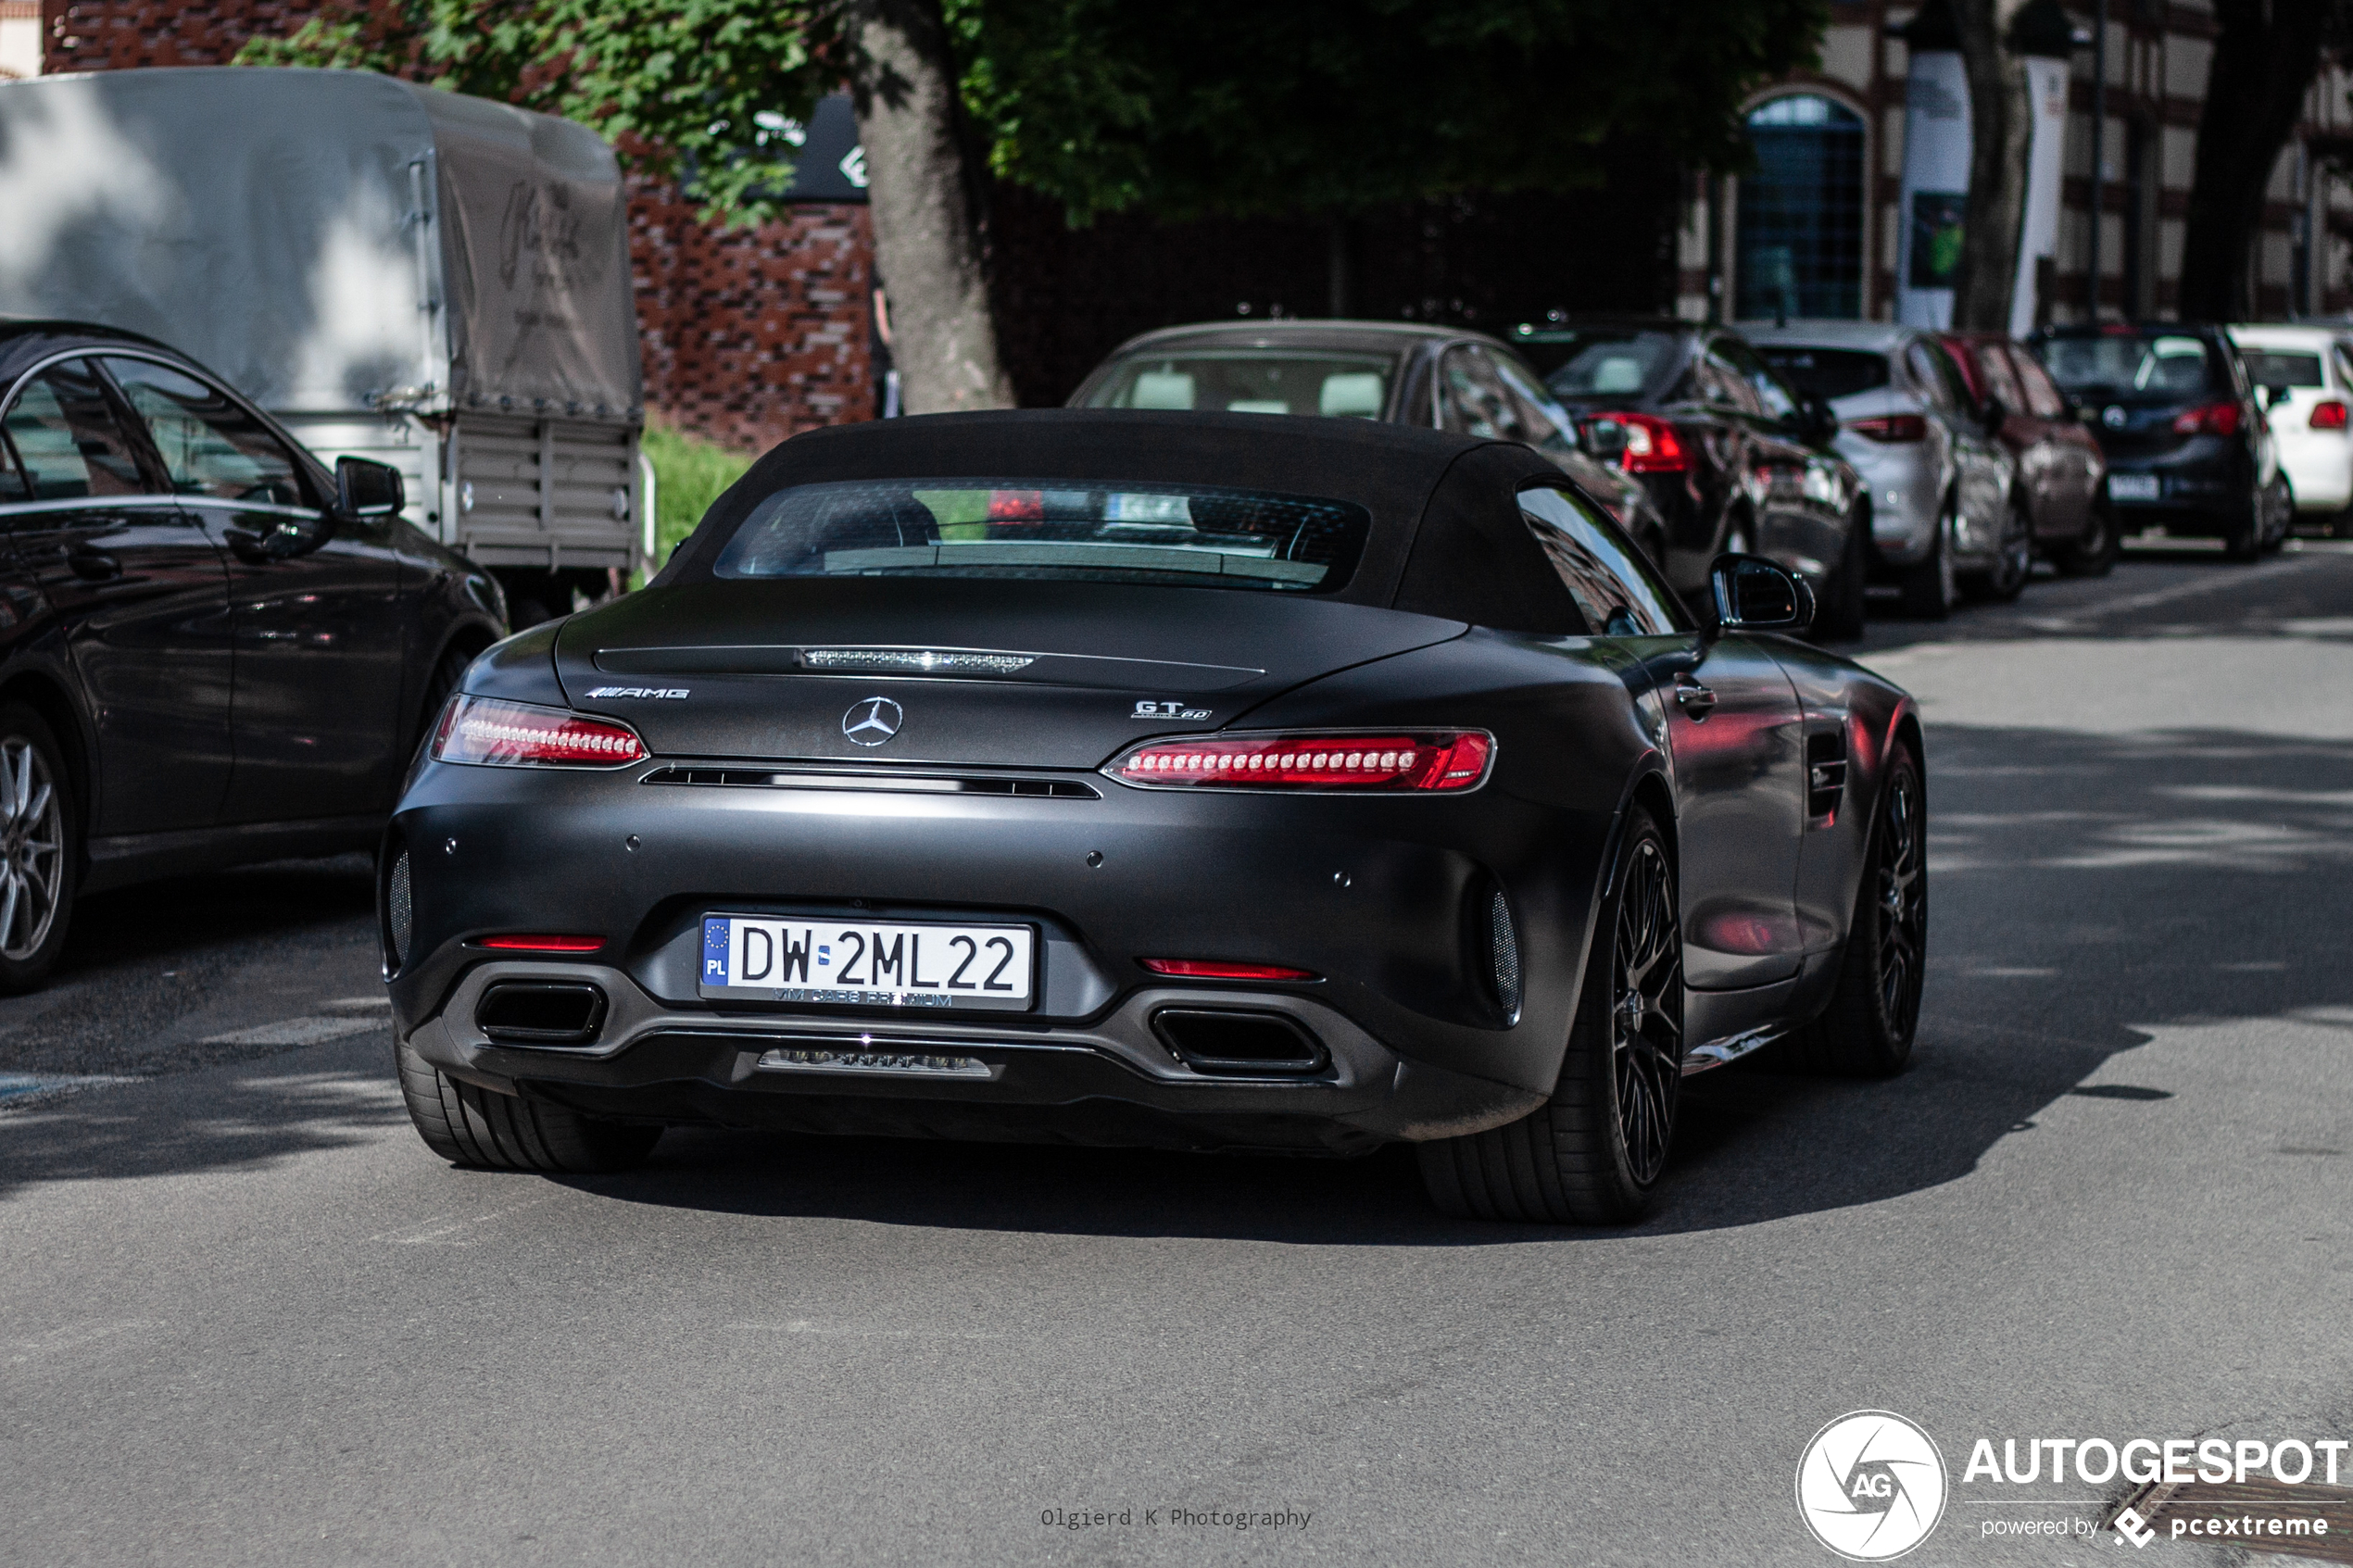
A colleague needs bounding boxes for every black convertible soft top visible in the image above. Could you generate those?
[661,409,1596,633]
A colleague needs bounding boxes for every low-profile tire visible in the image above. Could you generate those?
[1961,495,2032,603]
[2051,496,2119,576]
[1780,746,1926,1078]
[396,1036,661,1173]
[1814,508,1869,641]
[1896,496,1958,620]
[0,703,77,996]
[1418,809,1682,1225]
[2259,476,2291,554]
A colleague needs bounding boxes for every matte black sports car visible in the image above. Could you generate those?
[0,320,509,991]
[386,412,1926,1223]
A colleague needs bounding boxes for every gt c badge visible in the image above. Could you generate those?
[1135,700,1212,721]
[843,696,903,746]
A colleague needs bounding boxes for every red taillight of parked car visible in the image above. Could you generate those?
[431,694,647,769]
[1846,414,1928,443]
[1108,731,1494,793]
[2171,401,2243,437]
[1584,412,1688,473]
[2311,400,2348,431]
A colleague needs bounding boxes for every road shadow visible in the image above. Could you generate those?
[6,724,2347,1245]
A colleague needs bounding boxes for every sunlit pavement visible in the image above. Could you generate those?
[3,551,2348,1566]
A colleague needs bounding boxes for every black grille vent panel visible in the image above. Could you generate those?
[1805,732,1848,818]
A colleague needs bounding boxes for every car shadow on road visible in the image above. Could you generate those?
[7,725,2347,1245]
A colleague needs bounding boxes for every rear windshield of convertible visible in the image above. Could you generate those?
[708,478,1372,594]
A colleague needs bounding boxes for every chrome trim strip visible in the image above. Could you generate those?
[0,495,189,519]
[1680,1026,1782,1077]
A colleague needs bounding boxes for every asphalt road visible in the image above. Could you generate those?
[5,545,2349,1567]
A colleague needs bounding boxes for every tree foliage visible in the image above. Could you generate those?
[239,0,1827,228]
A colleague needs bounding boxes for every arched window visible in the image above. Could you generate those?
[1737,94,1866,320]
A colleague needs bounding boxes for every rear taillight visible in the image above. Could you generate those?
[431,694,646,769]
[1107,731,1494,793]
[1583,412,1688,473]
[2171,401,2243,436]
[1847,414,1927,443]
[2313,400,2348,431]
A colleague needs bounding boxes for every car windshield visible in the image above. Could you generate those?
[2238,349,2324,388]
[1079,353,1395,420]
[2035,332,2221,403]
[1755,346,1891,400]
[710,478,1371,594]
[1525,331,1682,400]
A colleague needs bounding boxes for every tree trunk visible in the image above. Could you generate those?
[842,0,1015,413]
[1949,0,2034,331]
[2179,0,2332,322]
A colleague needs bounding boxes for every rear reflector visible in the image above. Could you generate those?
[433,694,646,769]
[1139,959,1319,981]
[1108,730,1493,792]
[472,934,607,953]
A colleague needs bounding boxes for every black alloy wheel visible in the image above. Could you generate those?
[2052,495,2119,576]
[1897,495,1958,620]
[0,704,77,995]
[1418,809,1683,1224]
[1963,495,2032,603]
[1781,746,1926,1076]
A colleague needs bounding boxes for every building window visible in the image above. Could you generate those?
[1736,94,1867,320]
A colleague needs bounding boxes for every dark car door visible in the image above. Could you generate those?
[0,358,235,836]
[102,356,410,825]
[2000,345,2096,539]
[1519,485,1806,995]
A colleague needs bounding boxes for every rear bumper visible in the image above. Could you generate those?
[405,966,1545,1155]
[385,751,1613,1148]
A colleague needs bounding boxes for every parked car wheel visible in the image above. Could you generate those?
[1898,496,1959,620]
[2259,476,2292,555]
[2051,496,2120,577]
[1418,809,1682,1225]
[1779,745,1925,1077]
[1814,506,1869,641]
[1963,495,2032,603]
[396,1037,661,1173]
[0,704,77,996]
[2223,483,2264,562]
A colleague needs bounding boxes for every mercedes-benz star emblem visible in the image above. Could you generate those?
[842,696,902,746]
[2102,405,2128,429]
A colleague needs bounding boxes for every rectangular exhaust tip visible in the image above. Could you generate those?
[1151,1009,1328,1077]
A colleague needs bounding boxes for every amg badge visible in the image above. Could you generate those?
[585,686,689,699]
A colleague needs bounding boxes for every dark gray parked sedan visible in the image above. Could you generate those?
[1068,320,1676,572]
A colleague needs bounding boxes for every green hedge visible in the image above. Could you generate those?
[641,421,758,580]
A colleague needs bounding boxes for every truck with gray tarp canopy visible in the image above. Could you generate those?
[0,65,648,624]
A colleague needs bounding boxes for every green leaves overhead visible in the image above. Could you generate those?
[238,0,1828,226]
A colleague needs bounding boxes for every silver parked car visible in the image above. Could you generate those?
[1745,320,2020,618]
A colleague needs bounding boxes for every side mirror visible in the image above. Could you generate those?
[1579,417,1628,463]
[1708,552,1814,634]
[2259,383,2290,410]
[336,456,405,519]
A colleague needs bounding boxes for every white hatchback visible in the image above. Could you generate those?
[2229,324,2353,526]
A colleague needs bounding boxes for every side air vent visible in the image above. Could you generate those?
[1806,731,1849,818]
[1151,1009,1328,1076]
[1489,886,1522,1020]
[642,767,1098,799]
[384,848,413,972]
[476,981,609,1046]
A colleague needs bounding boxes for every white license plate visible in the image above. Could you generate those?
[2108,473,2161,502]
[699,915,1035,1010]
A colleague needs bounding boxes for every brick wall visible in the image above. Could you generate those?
[41,0,875,453]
